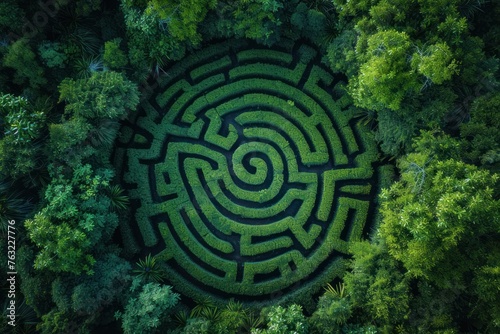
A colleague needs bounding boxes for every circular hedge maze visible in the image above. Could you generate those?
[113,39,392,305]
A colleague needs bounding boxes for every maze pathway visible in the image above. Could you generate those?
[113,39,390,305]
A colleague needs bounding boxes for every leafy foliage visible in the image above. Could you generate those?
[107,184,129,210]
[133,253,165,283]
[375,109,415,156]
[345,241,409,328]
[311,240,409,333]
[0,94,45,145]
[0,0,24,33]
[253,304,308,334]
[328,0,496,156]
[38,42,68,69]
[460,92,500,168]
[231,0,284,45]
[25,164,118,275]
[2,39,47,90]
[381,156,500,286]
[213,300,248,334]
[48,71,139,165]
[350,29,419,112]
[58,71,139,120]
[0,94,46,178]
[0,1,498,332]
[103,38,128,69]
[47,118,94,165]
[179,317,211,334]
[116,282,180,334]
[411,42,459,85]
[379,133,500,330]
[149,0,218,45]
[310,285,352,333]
[73,55,105,79]
[51,253,131,315]
[120,0,187,73]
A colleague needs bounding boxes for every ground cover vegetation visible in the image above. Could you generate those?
[0,0,498,333]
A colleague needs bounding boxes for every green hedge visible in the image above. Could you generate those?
[339,184,372,195]
[237,49,293,64]
[190,56,232,81]
[229,63,305,85]
[114,39,385,306]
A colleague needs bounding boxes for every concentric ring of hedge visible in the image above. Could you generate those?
[113,39,391,305]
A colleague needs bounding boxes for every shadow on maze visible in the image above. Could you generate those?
[111,38,392,306]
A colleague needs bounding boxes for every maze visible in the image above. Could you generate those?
[113,39,391,305]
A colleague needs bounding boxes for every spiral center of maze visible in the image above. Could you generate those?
[115,40,381,302]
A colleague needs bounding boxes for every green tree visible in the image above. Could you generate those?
[232,0,284,45]
[0,94,45,145]
[51,253,131,315]
[214,300,247,334]
[0,94,46,178]
[2,38,47,90]
[58,71,139,120]
[0,0,24,33]
[326,29,358,76]
[379,135,500,329]
[460,92,500,168]
[25,164,118,275]
[309,283,352,334]
[329,0,492,156]
[180,318,211,333]
[380,155,500,286]
[411,42,459,85]
[103,38,128,69]
[311,241,409,333]
[116,281,180,334]
[149,0,218,45]
[344,240,409,330]
[374,109,415,156]
[253,304,308,334]
[48,118,94,164]
[49,71,139,164]
[120,0,186,73]
[349,29,419,112]
[38,42,67,69]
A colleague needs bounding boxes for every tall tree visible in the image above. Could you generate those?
[252,304,308,334]
[49,71,139,165]
[329,0,494,156]
[25,164,119,275]
[116,281,180,334]
[2,38,47,90]
[379,133,500,330]
[149,0,218,45]
[0,93,46,179]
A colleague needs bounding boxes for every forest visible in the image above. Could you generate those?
[0,0,499,333]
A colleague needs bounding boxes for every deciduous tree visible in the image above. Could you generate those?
[116,281,180,334]
[3,39,47,90]
[252,304,308,334]
[25,164,119,275]
[149,0,218,45]
[379,133,500,329]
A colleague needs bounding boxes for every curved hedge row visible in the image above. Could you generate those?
[113,39,386,306]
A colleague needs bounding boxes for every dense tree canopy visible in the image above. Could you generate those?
[0,0,498,332]
[25,163,118,275]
